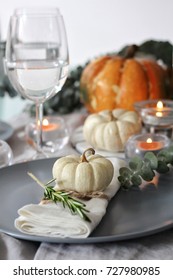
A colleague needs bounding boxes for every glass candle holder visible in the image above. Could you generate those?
[125,133,170,159]
[25,116,69,154]
[0,139,13,168]
[134,99,173,137]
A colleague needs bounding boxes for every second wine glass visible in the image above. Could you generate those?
[5,8,69,158]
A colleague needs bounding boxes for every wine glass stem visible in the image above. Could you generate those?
[36,102,43,153]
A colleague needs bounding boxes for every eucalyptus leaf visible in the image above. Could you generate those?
[131,175,142,186]
[166,146,173,156]
[118,145,173,189]
[144,152,158,169]
[129,156,143,171]
[140,169,155,182]
[118,176,131,189]
[119,167,132,178]
[156,161,170,173]
[140,162,155,181]
[157,148,173,163]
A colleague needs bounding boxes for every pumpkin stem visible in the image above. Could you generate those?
[124,44,138,59]
[106,111,117,122]
[81,148,95,162]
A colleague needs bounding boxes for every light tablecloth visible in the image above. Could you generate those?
[1,111,173,260]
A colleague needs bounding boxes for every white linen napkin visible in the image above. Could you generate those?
[15,158,125,238]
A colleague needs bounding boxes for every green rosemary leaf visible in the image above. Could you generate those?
[76,207,91,222]
[28,173,91,222]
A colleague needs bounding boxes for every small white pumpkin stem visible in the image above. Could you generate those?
[81,148,95,162]
[107,111,117,122]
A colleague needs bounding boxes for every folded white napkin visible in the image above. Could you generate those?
[15,158,125,238]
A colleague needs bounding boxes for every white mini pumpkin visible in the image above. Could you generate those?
[83,109,141,152]
[52,148,114,193]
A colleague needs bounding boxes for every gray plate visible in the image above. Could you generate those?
[0,158,173,243]
[0,121,14,141]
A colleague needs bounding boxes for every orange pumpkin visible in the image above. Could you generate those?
[80,47,168,113]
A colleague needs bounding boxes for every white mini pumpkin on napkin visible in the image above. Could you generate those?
[52,148,114,193]
[15,150,125,238]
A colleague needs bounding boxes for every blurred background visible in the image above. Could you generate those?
[0,0,172,120]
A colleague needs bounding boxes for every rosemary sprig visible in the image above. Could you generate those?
[118,145,173,190]
[27,172,91,222]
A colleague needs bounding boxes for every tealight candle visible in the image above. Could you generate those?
[39,118,60,142]
[125,133,170,159]
[25,116,69,153]
[137,137,164,151]
[134,99,173,137]
[141,101,172,126]
[41,118,59,132]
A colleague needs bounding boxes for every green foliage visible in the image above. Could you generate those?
[44,186,91,222]
[27,172,91,222]
[118,40,172,68]
[118,146,173,190]
[139,40,172,68]
[44,65,86,115]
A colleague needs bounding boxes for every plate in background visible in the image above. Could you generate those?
[0,120,14,141]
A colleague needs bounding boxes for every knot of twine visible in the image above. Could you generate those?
[68,190,109,200]
[41,189,109,205]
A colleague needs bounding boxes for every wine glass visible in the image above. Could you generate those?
[5,8,69,158]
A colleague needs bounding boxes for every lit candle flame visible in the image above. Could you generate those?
[42,119,49,126]
[37,118,58,131]
[37,119,49,126]
[146,138,152,144]
[157,101,163,110]
[156,101,163,117]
